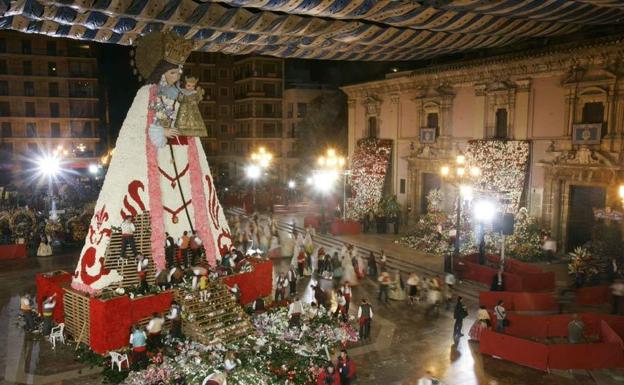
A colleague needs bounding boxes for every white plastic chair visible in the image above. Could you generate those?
[109,351,129,371]
[49,322,65,349]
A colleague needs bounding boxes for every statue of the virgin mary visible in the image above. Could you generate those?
[72,32,232,292]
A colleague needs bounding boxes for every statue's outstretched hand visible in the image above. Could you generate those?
[165,128,180,138]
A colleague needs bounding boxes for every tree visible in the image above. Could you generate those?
[293,92,347,175]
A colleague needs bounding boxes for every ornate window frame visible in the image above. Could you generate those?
[412,85,454,140]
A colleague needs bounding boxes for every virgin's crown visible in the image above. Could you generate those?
[134,31,194,80]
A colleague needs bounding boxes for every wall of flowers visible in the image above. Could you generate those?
[466,140,530,213]
[346,138,393,220]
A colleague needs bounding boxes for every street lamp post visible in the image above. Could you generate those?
[440,155,480,272]
[317,149,347,219]
[248,147,272,211]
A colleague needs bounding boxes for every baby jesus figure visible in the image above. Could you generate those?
[175,76,208,137]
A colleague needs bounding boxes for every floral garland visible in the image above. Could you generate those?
[346,138,392,220]
[466,140,529,213]
[118,305,357,385]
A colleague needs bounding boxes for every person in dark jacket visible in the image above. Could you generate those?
[453,296,468,341]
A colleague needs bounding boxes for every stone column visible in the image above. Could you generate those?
[514,79,532,140]
[347,99,356,160]
[473,84,487,139]
[390,93,401,196]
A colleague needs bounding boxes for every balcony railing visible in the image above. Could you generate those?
[0,47,96,58]
[0,69,97,78]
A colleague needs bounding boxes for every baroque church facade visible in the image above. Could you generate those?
[342,37,624,252]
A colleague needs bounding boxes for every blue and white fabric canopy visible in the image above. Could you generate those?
[0,0,623,60]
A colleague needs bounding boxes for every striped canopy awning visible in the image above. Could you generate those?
[0,0,623,61]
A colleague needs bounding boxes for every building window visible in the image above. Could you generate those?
[25,102,35,117]
[27,143,38,152]
[0,81,8,96]
[83,121,93,136]
[51,123,60,138]
[220,124,227,135]
[495,108,508,139]
[368,116,377,138]
[297,103,307,118]
[426,112,439,137]
[287,103,293,118]
[582,102,604,124]
[1,122,11,137]
[219,87,228,97]
[0,102,10,116]
[400,178,406,194]
[0,60,6,74]
[48,62,57,76]
[219,69,228,79]
[49,82,59,97]
[26,122,37,137]
[219,105,229,117]
[220,142,228,152]
[0,39,5,53]
[24,81,34,96]
[23,61,32,76]
[46,41,57,56]
[21,40,31,54]
[50,103,60,118]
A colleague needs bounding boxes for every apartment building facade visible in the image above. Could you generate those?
[0,31,100,182]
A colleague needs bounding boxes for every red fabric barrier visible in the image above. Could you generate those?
[504,313,549,339]
[601,320,624,349]
[223,260,273,305]
[330,220,361,236]
[513,292,557,311]
[35,271,72,323]
[548,343,624,370]
[599,314,624,338]
[479,330,549,371]
[304,215,320,230]
[129,292,173,323]
[518,272,556,292]
[89,292,173,354]
[459,255,554,292]
[90,295,133,354]
[0,244,26,259]
[480,292,516,310]
[576,286,612,305]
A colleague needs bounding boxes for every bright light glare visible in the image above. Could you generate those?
[288,180,296,189]
[88,164,99,174]
[619,185,624,199]
[440,166,450,176]
[456,167,465,177]
[246,164,261,179]
[474,200,496,223]
[459,184,473,200]
[313,171,338,193]
[470,166,481,177]
[456,155,466,165]
[37,155,61,177]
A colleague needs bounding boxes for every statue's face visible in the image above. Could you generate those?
[164,68,181,85]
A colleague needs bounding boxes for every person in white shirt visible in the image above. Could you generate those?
[407,272,421,304]
[494,300,507,332]
[288,297,304,328]
[120,216,138,259]
[417,371,437,385]
[146,312,165,349]
[611,279,624,315]
[274,272,288,302]
[357,299,373,340]
[167,301,183,339]
[136,254,149,293]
